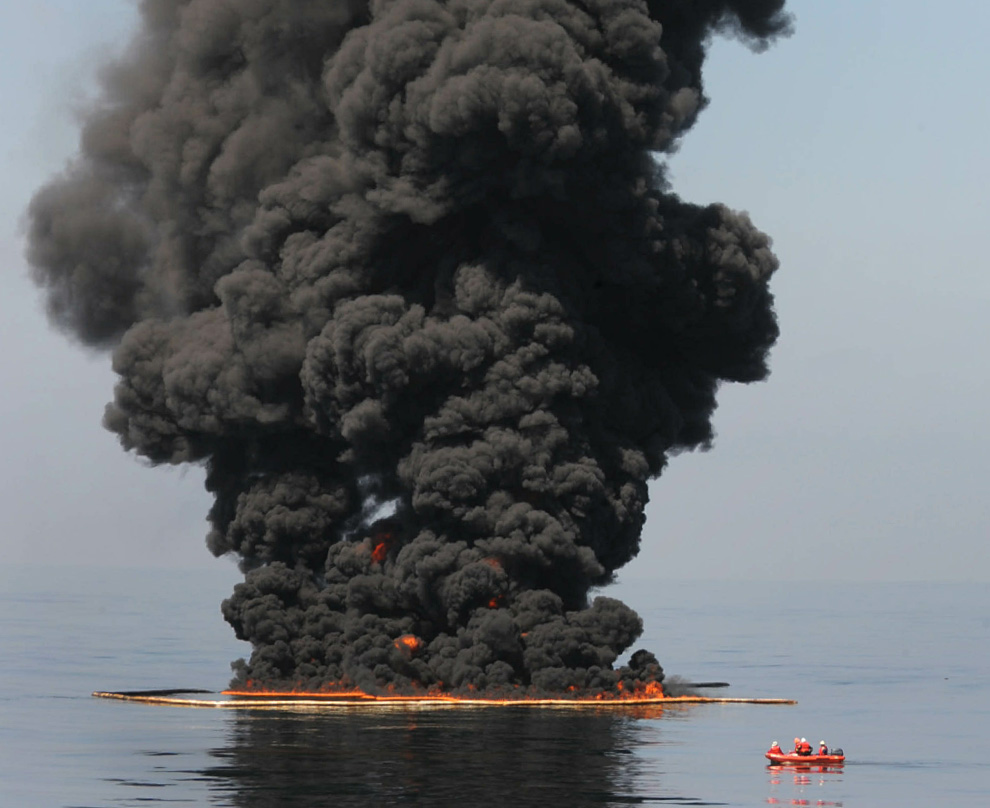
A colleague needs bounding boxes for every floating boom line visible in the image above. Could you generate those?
[93,690,795,710]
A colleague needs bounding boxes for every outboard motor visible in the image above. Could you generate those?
[830,748,843,756]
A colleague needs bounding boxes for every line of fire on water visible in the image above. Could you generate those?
[221,677,669,703]
[220,688,671,704]
[215,680,799,706]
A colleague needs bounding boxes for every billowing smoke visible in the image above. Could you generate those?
[28,0,789,695]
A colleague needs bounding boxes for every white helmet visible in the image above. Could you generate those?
[772,741,778,746]
[820,740,826,745]
[801,738,807,743]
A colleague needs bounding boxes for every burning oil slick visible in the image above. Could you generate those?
[28,0,789,696]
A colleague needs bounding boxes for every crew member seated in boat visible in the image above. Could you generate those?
[797,737,813,756]
[792,737,801,754]
[769,741,782,754]
[818,740,829,755]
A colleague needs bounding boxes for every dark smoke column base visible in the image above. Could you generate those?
[92,690,796,709]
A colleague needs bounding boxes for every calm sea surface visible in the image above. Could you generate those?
[1,566,987,807]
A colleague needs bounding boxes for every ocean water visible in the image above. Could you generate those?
[1,566,987,807]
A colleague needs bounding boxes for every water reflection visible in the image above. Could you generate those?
[200,705,687,807]
[766,764,844,807]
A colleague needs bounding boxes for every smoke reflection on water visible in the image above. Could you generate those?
[198,708,702,807]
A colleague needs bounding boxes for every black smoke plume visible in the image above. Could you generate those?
[28,0,789,695]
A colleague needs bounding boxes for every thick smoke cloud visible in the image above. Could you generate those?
[28,0,789,695]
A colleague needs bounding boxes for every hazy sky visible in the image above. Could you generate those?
[2,0,987,582]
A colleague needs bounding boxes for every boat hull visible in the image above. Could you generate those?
[766,752,845,765]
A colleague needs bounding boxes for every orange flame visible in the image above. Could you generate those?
[635,680,664,699]
[394,634,422,653]
[370,530,394,564]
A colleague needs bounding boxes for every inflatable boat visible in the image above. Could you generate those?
[766,749,844,766]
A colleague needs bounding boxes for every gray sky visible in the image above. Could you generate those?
[2,0,987,581]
